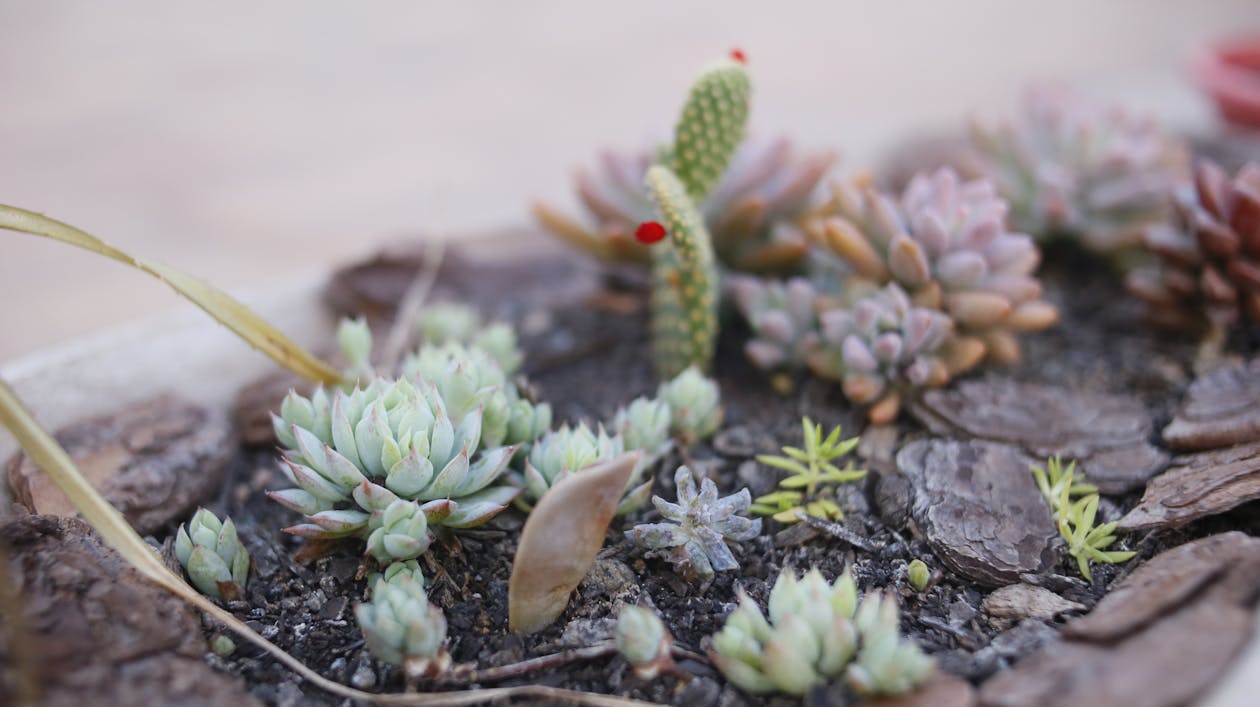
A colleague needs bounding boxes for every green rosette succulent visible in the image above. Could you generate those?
[609,395,673,467]
[355,568,450,675]
[402,341,550,449]
[268,377,520,559]
[415,302,524,375]
[708,567,933,698]
[175,508,250,600]
[730,276,824,372]
[615,605,675,679]
[657,366,723,445]
[517,422,652,515]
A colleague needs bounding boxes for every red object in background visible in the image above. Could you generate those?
[635,221,667,244]
[1195,34,1260,131]
[730,48,747,64]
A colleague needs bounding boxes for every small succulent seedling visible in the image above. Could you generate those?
[364,499,432,563]
[969,87,1189,252]
[750,417,866,523]
[518,422,652,515]
[906,560,931,592]
[338,316,375,381]
[175,508,250,600]
[615,605,675,679]
[1032,456,1133,581]
[609,395,673,467]
[708,567,934,697]
[657,365,723,446]
[626,466,761,584]
[355,567,450,677]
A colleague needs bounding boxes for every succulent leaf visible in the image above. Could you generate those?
[175,508,249,600]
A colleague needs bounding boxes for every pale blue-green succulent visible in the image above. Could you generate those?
[355,568,450,675]
[709,567,933,698]
[175,508,250,600]
[609,395,673,466]
[269,376,520,553]
[626,466,760,583]
[658,366,723,445]
[416,302,524,375]
[615,605,674,678]
[338,317,375,381]
[365,499,433,563]
[518,422,652,515]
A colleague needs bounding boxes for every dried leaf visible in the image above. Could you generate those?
[0,204,341,385]
[509,452,640,634]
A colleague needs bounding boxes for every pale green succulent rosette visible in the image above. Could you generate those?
[175,508,250,600]
[415,302,524,375]
[709,568,933,698]
[657,366,723,445]
[609,395,673,467]
[517,422,652,515]
[268,376,520,555]
[355,570,449,673]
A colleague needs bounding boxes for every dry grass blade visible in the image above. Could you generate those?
[0,204,342,385]
[0,378,651,706]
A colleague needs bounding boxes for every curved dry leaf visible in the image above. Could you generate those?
[0,204,342,385]
[509,452,640,634]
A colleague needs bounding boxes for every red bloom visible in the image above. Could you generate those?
[635,221,668,244]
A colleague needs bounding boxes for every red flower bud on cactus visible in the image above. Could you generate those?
[635,221,668,244]
[729,48,747,64]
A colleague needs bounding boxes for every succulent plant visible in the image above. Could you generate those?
[906,560,930,592]
[730,275,824,372]
[657,365,723,445]
[268,377,521,555]
[750,417,866,523]
[355,567,450,675]
[626,466,761,583]
[1032,456,1133,581]
[338,317,375,380]
[534,136,833,275]
[175,508,250,600]
[609,395,673,466]
[415,302,524,375]
[708,567,934,698]
[518,422,652,515]
[615,605,675,679]
[968,87,1189,252]
[368,558,426,590]
[365,499,433,563]
[1127,161,1260,333]
[806,283,969,423]
[645,165,721,378]
[812,167,1057,364]
[401,341,551,449]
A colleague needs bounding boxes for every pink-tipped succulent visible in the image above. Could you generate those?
[806,283,979,424]
[812,167,1057,364]
[969,87,1189,252]
[729,275,824,371]
[1127,160,1260,332]
[534,135,835,274]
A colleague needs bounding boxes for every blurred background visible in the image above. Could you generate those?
[1,1,1256,362]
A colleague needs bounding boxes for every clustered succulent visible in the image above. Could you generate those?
[729,275,823,372]
[812,167,1058,366]
[175,508,250,600]
[626,466,761,583]
[708,568,934,697]
[751,417,866,523]
[1032,456,1133,581]
[519,421,650,514]
[610,395,673,466]
[615,605,675,679]
[415,302,524,376]
[968,86,1189,252]
[535,135,834,275]
[355,562,450,675]
[269,376,520,562]
[1127,160,1260,333]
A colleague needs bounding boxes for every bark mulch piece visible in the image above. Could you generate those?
[5,395,235,534]
[909,380,1168,494]
[897,439,1059,587]
[0,515,261,707]
[977,533,1260,707]
[1162,359,1260,451]
[1118,441,1260,533]
[981,584,1085,624]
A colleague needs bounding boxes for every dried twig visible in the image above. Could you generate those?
[794,511,879,553]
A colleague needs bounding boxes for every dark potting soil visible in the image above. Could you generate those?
[195,242,1260,707]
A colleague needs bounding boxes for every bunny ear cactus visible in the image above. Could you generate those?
[667,58,752,202]
[708,567,933,698]
[813,168,1057,365]
[1128,160,1260,334]
[268,377,521,560]
[968,87,1189,252]
[175,508,250,600]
